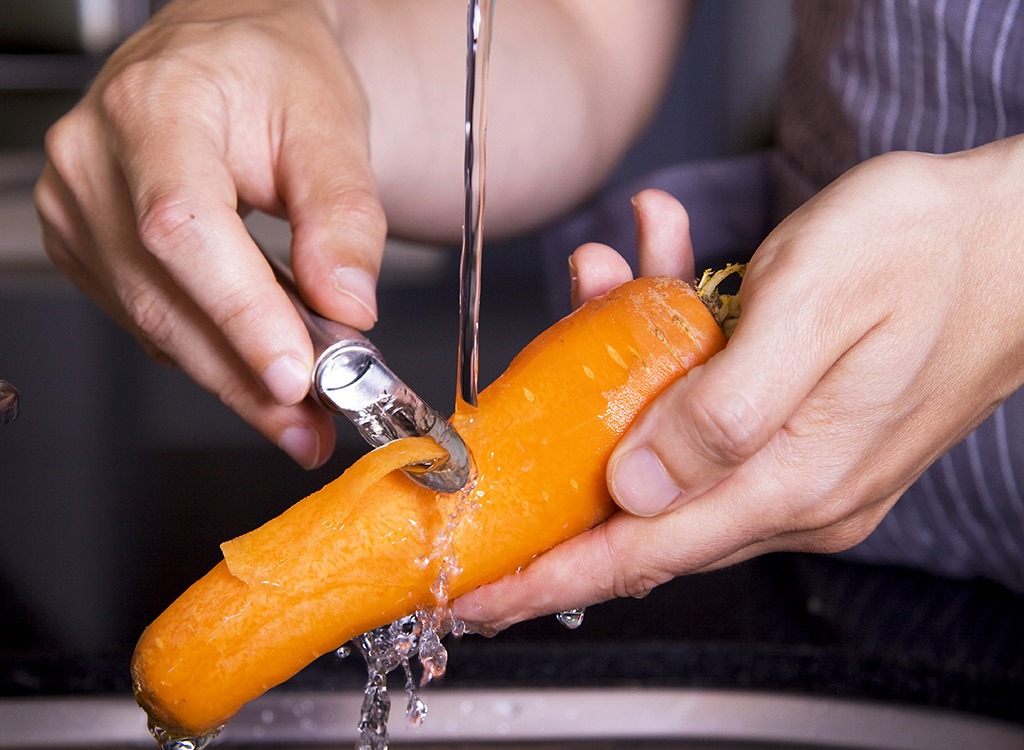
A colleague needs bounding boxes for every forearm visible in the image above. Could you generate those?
[334,0,691,241]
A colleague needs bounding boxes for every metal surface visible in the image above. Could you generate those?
[2,689,1023,750]
[0,379,18,426]
[264,250,470,493]
[312,338,472,492]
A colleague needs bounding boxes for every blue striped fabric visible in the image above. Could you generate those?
[776,0,1024,592]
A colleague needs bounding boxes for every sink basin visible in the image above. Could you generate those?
[2,688,1023,750]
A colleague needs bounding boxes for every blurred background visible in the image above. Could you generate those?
[2,3,1023,743]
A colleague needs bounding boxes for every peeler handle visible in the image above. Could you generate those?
[263,251,367,358]
[264,249,471,493]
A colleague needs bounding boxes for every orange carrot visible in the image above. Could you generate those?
[131,275,729,738]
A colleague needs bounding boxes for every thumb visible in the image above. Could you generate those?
[607,277,833,516]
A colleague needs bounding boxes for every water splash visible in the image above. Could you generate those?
[348,466,480,750]
[555,608,586,630]
[147,720,222,750]
[350,609,458,750]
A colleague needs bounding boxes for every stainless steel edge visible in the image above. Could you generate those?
[2,688,1023,750]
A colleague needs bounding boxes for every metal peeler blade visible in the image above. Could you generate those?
[263,248,471,493]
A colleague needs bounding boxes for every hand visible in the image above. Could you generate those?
[34,0,386,469]
[454,140,1024,632]
[34,0,688,469]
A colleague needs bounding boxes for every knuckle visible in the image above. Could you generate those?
[609,568,666,601]
[593,525,671,602]
[137,190,203,260]
[207,281,268,333]
[789,488,889,555]
[327,186,388,246]
[99,59,172,126]
[42,115,80,173]
[799,516,877,555]
[41,112,97,196]
[688,390,766,466]
[121,281,177,351]
[98,63,138,121]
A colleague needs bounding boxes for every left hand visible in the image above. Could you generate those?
[454,139,1024,633]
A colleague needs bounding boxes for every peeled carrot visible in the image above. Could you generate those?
[131,275,729,738]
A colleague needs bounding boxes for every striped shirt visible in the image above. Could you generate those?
[776,0,1024,592]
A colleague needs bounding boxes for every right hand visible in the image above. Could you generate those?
[34,0,387,469]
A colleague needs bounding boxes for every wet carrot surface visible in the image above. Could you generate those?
[131,276,727,737]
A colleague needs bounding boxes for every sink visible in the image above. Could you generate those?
[3,688,1023,750]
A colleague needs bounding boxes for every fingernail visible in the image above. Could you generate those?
[278,426,322,470]
[331,266,378,325]
[610,447,681,516]
[262,356,309,405]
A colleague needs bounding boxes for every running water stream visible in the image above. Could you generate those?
[348,1,587,744]
[348,1,495,748]
[456,0,494,412]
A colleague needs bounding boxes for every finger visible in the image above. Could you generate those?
[43,112,337,467]
[568,242,634,309]
[631,188,694,280]
[35,162,109,302]
[454,421,899,633]
[38,146,177,359]
[281,76,386,331]
[113,243,338,468]
[114,117,316,407]
[41,158,337,469]
[453,488,757,632]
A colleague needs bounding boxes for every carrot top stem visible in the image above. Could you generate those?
[696,263,745,338]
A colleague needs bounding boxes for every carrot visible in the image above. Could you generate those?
[131,274,731,739]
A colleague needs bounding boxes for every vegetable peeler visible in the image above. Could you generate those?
[264,250,471,493]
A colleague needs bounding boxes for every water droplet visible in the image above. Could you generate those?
[406,695,429,725]
[555,608,585,629]
[148,721,222,750]
[450,616,466,638]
